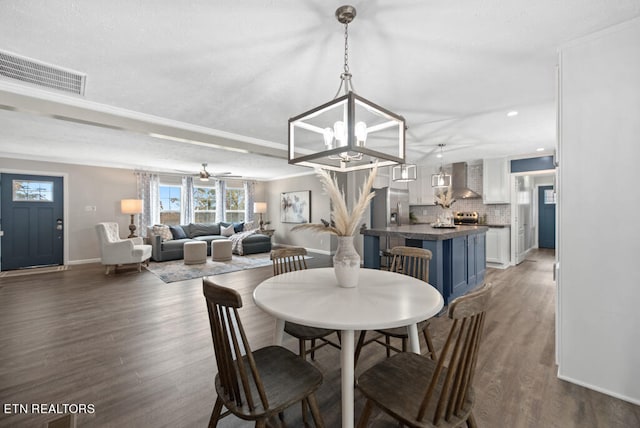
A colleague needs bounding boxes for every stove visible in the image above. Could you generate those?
[453,211,479,225]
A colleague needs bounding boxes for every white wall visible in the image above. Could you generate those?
[0,158,137,264]
[558,17,640,404]
[265,172,334,254]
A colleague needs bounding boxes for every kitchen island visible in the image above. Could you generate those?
[362,224,488,304]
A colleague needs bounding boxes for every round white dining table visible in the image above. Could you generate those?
[253,267,444,428]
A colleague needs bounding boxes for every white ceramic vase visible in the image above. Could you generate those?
[440,208,453,225]
[333,235,361,288]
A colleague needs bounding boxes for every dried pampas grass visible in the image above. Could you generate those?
[434,186,456,208]
[292,165,378,236]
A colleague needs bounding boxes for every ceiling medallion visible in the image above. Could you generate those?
[288,5,406,172]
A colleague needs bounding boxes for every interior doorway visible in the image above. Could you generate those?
[511,170,555,265]
[0,173,64,270]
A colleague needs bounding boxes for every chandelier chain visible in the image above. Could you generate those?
[343,23,350,74]
[334,22,355,98]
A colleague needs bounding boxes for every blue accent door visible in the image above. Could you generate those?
[1,174,64,270]
[538,185,556,249]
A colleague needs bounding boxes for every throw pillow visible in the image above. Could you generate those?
[243,221,254,231]
[152,224,173,241]
[169,225,187,240]
[221,224,235,237]
[233,222,244,233]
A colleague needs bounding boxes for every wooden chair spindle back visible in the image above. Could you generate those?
[271,247,308,276]
[389,246,432,282]
[203,277,269,413]
[416,282,493,425]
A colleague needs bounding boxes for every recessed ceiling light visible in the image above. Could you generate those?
[536,147,544,152]
[507,111,518,117]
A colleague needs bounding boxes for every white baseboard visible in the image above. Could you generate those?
[557,372,640,406]
[487,261,510,269]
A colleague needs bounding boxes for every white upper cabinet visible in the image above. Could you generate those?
[483,157,510,204]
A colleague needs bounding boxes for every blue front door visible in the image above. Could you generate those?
[1,173,64,270]
[538,185,556,249]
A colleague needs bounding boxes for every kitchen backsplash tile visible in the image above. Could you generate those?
[410,163,511,225]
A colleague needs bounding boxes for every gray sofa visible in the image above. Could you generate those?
[147,222,272,262]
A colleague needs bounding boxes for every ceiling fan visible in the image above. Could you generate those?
[198,163,241,181]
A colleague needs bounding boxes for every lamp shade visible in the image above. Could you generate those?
[253,202,267,214]
[121,199,143,214]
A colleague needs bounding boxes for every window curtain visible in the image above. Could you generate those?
[215,179,226,223]
[136,172,160,237]
[244,180,256,224]
[181,176,194,224]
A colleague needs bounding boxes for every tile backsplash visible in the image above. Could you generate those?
[410,163,511,225]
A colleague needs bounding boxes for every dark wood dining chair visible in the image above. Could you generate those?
[354,246,437,366]
[356,282,494,428]
[203,277,325,427]
[270,247,341,361]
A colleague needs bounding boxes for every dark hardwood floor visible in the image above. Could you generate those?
[0,250,638,427]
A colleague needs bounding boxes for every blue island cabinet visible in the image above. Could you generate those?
[362,225,487,305]
[439,233,486,303]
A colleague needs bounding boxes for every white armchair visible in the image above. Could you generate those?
[95,222,152,274]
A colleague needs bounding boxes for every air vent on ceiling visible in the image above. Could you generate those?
[0,49,86,95]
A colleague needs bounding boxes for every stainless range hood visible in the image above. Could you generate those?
[451,162,481,199]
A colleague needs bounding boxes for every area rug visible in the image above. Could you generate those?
[0,265,69,278]
[145,253,310,283]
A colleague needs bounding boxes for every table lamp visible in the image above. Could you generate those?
[254,202,267,230]
[121,199,143,238]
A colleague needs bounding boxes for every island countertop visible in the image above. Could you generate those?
[361,224,488,241]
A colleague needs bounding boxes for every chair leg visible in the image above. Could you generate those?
[354,331,367,369]
[137,262,142,272]
[357,399,374,428]
[299,339,307,360]
[422,326,437,361]
[466,412,478,428]
[401,337,407,353]
[298,338,309,425]
[310,338,317,360]
[208,397,223,428]
[301,398,309,427]
[307,393,324,428]
[255,419,267,428]
[385,335,392,358]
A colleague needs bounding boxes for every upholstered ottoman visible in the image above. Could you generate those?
[183,241,207,265]
[212,239,233,262]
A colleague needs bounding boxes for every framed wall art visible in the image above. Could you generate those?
[280,190,310,224]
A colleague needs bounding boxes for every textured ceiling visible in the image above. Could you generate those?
[0,0,638,179]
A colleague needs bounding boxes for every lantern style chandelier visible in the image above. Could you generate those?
[288,5,406,172]
[431,144,452,188]
[392,163,417,182]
